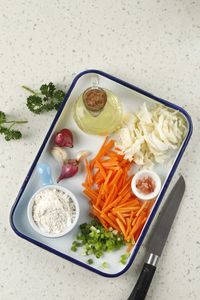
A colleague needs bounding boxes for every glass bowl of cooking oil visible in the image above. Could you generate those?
[73,86,123,135]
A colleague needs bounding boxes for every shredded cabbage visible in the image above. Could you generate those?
[115,103,187,167]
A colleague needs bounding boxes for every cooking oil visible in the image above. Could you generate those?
[73,88,123,135]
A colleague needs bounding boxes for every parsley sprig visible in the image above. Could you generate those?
[0,111,27,141]
[22,82,65,114]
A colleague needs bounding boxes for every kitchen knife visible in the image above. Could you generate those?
[128,175,185,300]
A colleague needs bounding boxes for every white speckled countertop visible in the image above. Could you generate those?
[0,1,200,299]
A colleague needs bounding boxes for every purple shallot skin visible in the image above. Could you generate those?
[57,159,79,183]
[54,128,73,148]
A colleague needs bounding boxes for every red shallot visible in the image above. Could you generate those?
[57,159,79,183]
[54,128,73,148]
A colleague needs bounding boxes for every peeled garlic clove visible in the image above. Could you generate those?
[76,150,90,162]
[51,146,68,164]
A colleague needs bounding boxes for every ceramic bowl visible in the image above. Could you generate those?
[27,185,80,238]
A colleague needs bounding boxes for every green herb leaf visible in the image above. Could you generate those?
[40,82,55,97]
[53,90,66,106]
[23,82,66,114]
[0,111,6,123]
[0,111,27,141]
[27,95,44,114]
[0,126,22,141]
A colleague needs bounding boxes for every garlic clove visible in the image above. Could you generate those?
[76,150,90,162]
[51,146,68,165]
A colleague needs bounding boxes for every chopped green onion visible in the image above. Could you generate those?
[101,262,108,269]
[87,259,94,265]
[120,253,130,265]
[71,219,125,259]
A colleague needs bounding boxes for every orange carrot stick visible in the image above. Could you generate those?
[90,137,109,167]
[116,218,126,237]
[91,139,114,168]
[136,201,147,217]
[96,178,105,185]
[126,243,134,252]
[95,185,103,208]
[125,211,134,240]
[116,199,140,209]
[83,190,97,203]
[104,170,113,186]
[110,168,123,186]
[113,206,140,213]
[119,176,133,195]
[85,159,93,186]
[102,184,116,209]
[95,160,107,180]
[102,195,123,213]
[116,211,126,225]
[127,213,146,240]
[107,213,120,231]
[101,213,119,231]
[119,192,132,205]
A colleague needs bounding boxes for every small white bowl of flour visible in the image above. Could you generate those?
[27,185,80,238]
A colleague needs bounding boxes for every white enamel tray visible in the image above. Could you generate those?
[10,70,192,277]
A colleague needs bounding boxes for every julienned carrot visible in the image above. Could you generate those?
[120,192,132,205]
[110,168,123,186]
[101,213,119,231]
[125,210,135,240]
[102,184,116,209]
[116,199,140,209]
[103,184,118,209]
[127,212,146,240]
[101,160,119,167]
[85,159,93,186]
[83,137,153,243]
[136,201,147,217]
[117,173,125,190]
[94,170,101,182]
[108,213,120,230]
[102,195,123,213]
[94,160,107,180]
[83,190,97,203]
[104,170,113,186]
[90,138,114,168]
[119,176,133,195]
[116,218,126,236]
[116,211,126,225]
[113,207,140,213]
[126,242,134,252]
[108,151,124,159]
[96,185,103,207]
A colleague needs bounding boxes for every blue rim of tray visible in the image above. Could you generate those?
[10,69,193,278]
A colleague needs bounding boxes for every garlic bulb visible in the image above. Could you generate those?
[51,146,68,164]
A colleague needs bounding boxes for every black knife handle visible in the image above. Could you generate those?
[127,263,156,300]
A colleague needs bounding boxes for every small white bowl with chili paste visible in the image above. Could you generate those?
[131,170,161,201]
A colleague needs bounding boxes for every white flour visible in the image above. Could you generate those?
[32,188,76,234]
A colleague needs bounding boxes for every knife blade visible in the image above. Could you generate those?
[128,175,185,300]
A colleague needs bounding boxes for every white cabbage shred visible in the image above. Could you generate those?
[115,103,187,167]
